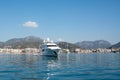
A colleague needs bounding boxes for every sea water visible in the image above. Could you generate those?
[0,53,119,80]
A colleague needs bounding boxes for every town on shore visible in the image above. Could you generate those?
[0,47,120,54]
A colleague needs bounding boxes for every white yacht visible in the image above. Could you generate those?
[41,38,61,57]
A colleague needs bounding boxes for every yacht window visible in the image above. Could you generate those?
[47,45,57,47]
[42,49,44,51]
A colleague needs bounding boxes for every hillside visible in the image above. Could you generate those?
[58,42,80,52]
[3,36,43,49]
[0,36,80,50]
[0,42,4,48]
[109,42,120,49]
[0,37,115,50]
[76,40,111,49]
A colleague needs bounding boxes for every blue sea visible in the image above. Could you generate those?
[0,53,120,80]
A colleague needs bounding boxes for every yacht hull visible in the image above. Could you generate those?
[42,49,60,57]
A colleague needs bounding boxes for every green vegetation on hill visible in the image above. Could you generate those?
[75,40,111,49]
[0,36,119,50]
[0,36,43,49]
[109,42,120,49]
[58,42,80,52]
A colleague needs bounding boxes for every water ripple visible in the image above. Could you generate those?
[0,53,119,80]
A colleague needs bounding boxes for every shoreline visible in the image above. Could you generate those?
[0,48,120,54]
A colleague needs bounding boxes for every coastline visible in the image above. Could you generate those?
[0,48,119,54]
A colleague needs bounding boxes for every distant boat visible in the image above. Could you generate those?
[41,38,61,57]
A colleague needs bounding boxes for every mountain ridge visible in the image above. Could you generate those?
[75,40,111,49]
[0,36,79,49]
[0,36,119,49]
[109,42,120,49]
[1,36,43,49]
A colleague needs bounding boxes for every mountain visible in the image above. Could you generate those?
[0,36,80,50]
[109,42,120,49]
[0,42,4,48]
[0,37,114,50]
[75,40,111,49]
[4,36,43,49]
[58,42,80,52]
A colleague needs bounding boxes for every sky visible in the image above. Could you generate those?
[0,0,120,44]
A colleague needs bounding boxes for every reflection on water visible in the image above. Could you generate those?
[0,53,59,80]
[0,53,120,80]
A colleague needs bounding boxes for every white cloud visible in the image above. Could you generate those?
[23,21,38,28]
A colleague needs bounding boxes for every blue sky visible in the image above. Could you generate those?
[0,0,120,44]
